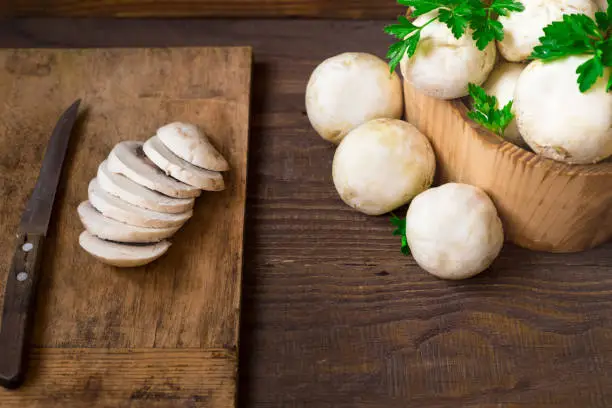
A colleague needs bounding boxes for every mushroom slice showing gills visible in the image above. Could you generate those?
[157,122,230,171]
[97,160,195,214]
[88,178,193,228]
[143,136,225,191]
[79,231,171,268]
[78,201,180,243]
[107,141,201,198]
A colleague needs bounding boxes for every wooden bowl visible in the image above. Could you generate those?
[403,79,612,253]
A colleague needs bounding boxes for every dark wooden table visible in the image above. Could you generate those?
[1,18,612,408]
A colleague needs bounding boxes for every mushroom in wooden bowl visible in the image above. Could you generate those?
[403,78,612,253]
[390,1,612,252]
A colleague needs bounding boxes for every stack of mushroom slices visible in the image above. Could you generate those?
[77,122,230,268]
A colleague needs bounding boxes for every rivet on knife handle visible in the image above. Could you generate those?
[0,232,45,389]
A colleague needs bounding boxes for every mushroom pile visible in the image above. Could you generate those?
[396,0,612,164]
[77,122,229,268]
[306,52,504,280]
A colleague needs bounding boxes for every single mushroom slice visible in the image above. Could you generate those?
[157,122,230,171]
[98,160,195,214]
[79,231,171,268]
[143,135,225,191]
[77,201,180,243]
[88,178,193,228]
[107,141,201,198]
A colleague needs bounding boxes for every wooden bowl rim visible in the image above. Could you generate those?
[451,99,612,176]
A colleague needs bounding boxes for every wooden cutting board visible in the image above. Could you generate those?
[0,47,252,407]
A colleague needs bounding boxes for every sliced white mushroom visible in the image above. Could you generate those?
[157,122,229,171]
[79,231,171,268]
[106,141,201,198]
[88,178,193,228]
[77,201,180,243]
[143,136,225,191]
[97,160,195,214]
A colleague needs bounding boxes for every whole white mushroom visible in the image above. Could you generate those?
[405,183,504,280]
[481,61,527,147]
[332,118,435,215]
[305,52,403,144]
[497,0,597,62]
[400,13,496,99]
[514,56,612,164]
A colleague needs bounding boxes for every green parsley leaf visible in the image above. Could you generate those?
[384,15,420,39]
[576,56,604,92]
[467,83,515,136]
[390,213,410,256]
[595,11,610,32]
[531,13,612,92]
[471,18,504,50]
[385,0,524,72]
[385,16,424,71]
[490,0,525,16]
[438,7,470,39]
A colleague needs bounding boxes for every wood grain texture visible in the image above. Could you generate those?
[404,80,612,253]
[0,19,611,408]
[0,0,403,18]
[0,348,236,407]
[0,46,251,405]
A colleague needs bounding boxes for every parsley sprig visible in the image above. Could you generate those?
[390,213,410,256]
[467,83,515,136]
[531,4,612,93]
[385,0,525,72]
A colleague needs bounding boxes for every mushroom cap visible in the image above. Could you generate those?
[77,201,181,243]
[143,135,225,191]
[107,141,201,199]
[332,118,436,215]
[514,56,612,164]
[88,178,193,228]
[157,122,229,171]
[497,0,598,62]
[97,160,195,214]
[400,14,497,99]
[405,183,504,280]
[481,61,527,147]
[305,52,403,144]
[79,231,171,268]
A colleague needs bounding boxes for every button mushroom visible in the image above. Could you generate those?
[143,135,225,191]
[305,52,403,144]
[514,56,612,164]
[88,178,193,228]
[400,13,497,99]
[79,231,171,268]
[497,0,597,62]
[157,122,229,171]
[481,61,527,147]
[97,160,195,214]
[107,141,201,198]
[78,201,181,243]
[405,183,504,280]
[332,118,436,216]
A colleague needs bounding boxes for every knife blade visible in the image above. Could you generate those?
[0,99,81,390]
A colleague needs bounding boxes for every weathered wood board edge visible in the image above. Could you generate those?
[1,348,237,407]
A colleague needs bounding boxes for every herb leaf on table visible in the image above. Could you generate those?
[467,83,515,137]
[385,0,524,72]
[390,213,410,256]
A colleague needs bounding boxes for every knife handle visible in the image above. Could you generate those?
[0,232,45,390]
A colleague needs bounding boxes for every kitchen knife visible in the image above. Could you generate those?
[0,100,81,390]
